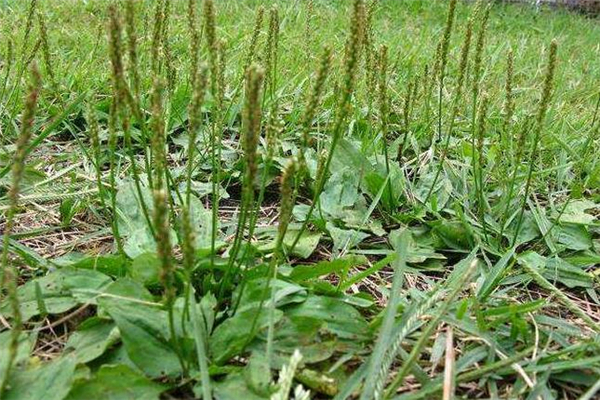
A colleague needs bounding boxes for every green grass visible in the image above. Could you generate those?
[1,0,600,399]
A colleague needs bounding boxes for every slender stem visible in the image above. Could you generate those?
[512,135,539,247]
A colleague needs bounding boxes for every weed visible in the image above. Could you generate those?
[1,1,600,399]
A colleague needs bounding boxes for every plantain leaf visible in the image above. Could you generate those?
[4,356,76,400]
[65,364,166,400]
[99,291,182,378]
[289,255,366,283]
[210,307,283,365]
[0,268,112,321]
[64,317,119,364]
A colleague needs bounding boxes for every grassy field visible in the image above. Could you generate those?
[1,0,600,399]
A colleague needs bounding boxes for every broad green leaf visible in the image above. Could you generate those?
[505,212,540,246]
[555,224,593,251]
[283,229,321,259]
[116,180,155,258]
[99,296,182,378]
[188,181,230,199]
[87,344,141,373]
[414,170,453,210]
[188,196,217,250]
[210,307,283,365]
[331,139,374,180]
[327,222,369,251]
[234,278,307,311]
[53,253,129,277]
[289,255,367,282]
[212,372,267,400]
[256,225,323,258]
[65,364,165,400]
[258,228,322,259]
[244,352,271,396]
[116,180,154,237]
[389,228,446,264]
[100,278,155,302]
[0,332,36,386]
[64,318,119,364]
[363,172,387,203]
[517,252,593,289]
[199,292,218,334]
[517,251,546,270]
[122,228,156,260]
[249,315,337,366]
[128,253,161,287]
[430,220,473,250]
[558,200,597,225]
[320,169,361,219]
[545,257,593,288]
[0,268,112,321]
[292,204,311,222]
[286,295,370,341]
[4,356,76,400]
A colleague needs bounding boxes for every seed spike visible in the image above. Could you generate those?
[300,45,333,172]
[243,6,265,76]
[243,64,265,192]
